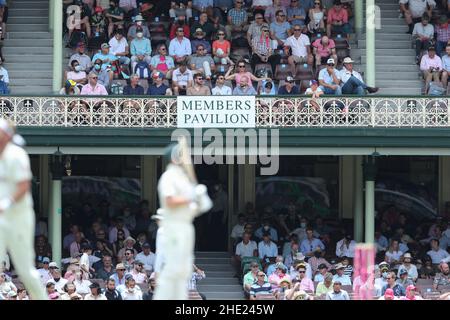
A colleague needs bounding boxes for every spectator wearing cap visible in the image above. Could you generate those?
[69,42,92,72]
[436,16,450,57]
[105,278,122,300]
[259,79,276,95]
[278,76,300,94]
[312,36,337,67]
[412,14,434,63]
[37,257,53,285]
[81,71,109,95]
[249,271,273,300]
[420,46,444,93]
[212,73,232,95]
[84,282,107,300]
[110,263,127,286]
[318,58,341,95]
[315,272,334,296]
[225,0,248,40]
[169,27,192,64]
[92,42,119,70]
[326,280,350,300]
[106,0,125,37]
[148,71,172,95]
[109,29,131,67]
[378,287,396,300]
[118,274,143,300]
[118,236,138,261]
[397,268,414,288]
[375,262,390,288]
[285,281,314,300]
[326,0,350,40]
[314,263,330,282]
[289,252,313,280]
[251,26,281,75]
[191,28,212,54]
[401,284,423,300]
[90,6,107,37]
[433,262,450,290]
[341,57,379,94]
[127,14,150,41]
[295,263,315,292]
[397,253,418,282]
[95,254,115,280]
[400,0,435,34]
[172,61,194,95]
[129,260,148,284]
[123,74,144,95]
[135,242,156,272]
[309,252,332,277]
[187,72,211,95]
[190,11,215,40]
[381,272,406,296]
[150,44,175,77]
[332,263,352,285]
[188,43,215,78]
[300,227,325,258]
[268,262,291,290]
[130,27,152,71]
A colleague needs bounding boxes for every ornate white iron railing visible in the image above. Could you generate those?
[0,96,448,128]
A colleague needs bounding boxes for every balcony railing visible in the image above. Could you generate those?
[0,96,449,128]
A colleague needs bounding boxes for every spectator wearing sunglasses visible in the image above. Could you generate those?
[187,73,211,95]
[247,13,269,47]
[270,10,292,49]
[265,0,287,24]
[212,74,232,95]
[249,272,273,300]
[81,71,109,95]
[251,26,281,74]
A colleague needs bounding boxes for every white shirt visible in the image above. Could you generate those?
[169,37,192,57]
[129,270,147,284]
[121,288,143,300]
[332,274,352,285]
[399,0,436,18]
[335,239,356,258]
[109,36,129,56]
[427,248,450,264]
[84,293,107,300]
[252,0,272,6]
[326,289,350,300]
[235,240,258,258]
[37,268,52,285]
[0,67,10,84]
[305,87,323,95]
[172,68,194,87]
[135,252,156,272]
[52,278,68,293]
[230,223,245,240]
[339,67,364,85]
[284,34,310,57]
[74,279,92,294]
[412,22,435,39]
[319,67,341,85]
[385,250,404,264]
[79,252,90,272]
[212,85,232,95]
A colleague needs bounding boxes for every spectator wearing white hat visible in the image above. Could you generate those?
[37,257,52,285]
[339,57,379,95]
[318,58,341,95]
[326,280,350,300]
[332,263,352,285]
[278,76,300,95]
[118,236,138,262]
[397,253,418,282]
[127,14,150,41]
[289,252,312,280]
[110,263,127,286]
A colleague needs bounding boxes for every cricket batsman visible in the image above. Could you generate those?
[0,118,47,300]
[153,139,212,300]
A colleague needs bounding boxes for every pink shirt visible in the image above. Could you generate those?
[300,277,315,292]
[268,273,291,290]
[235,72,255,89]
[327,7,348,24]
[312,39,336,57]
[81,83,108,95]
[420,55,443,71]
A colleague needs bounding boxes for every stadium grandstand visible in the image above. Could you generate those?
[0,0,450,301]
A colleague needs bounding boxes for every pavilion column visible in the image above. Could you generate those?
[52,0,63,93]
[353,155,364,242]
[365,0,376,87]
[49,151,63,265]
[364,156,377,244]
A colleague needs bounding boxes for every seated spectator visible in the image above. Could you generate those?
[67,60,88,86]
[427,238,449,264]
[68,0,92,39]
[109,29,130,68]
[300,227,325,258]
[119,0,138,17]
[129,260,147,284]
[433,262,450,290]
[212,31,234,66]
[435,16,450,57]
[305,79,323,102]
[169,27,192,64]
[84,282,107,300]
[332,263,352,285]
[315,272,334,296]
[110,263,127,286]
[335,231,356,258]
[268,262,291,291]
[307,0,326,33]
[270,10,291,49]
[284,25,313,75]
[255,219,279,242]
[294,263,314,292]
[378,287,396,300]
[287,0,307,28]
[73,271,92,295]
[92,42,118,70]
[243,262,264,294]
[225,0,248,40]
[340,57,379,94]
[106,0,124,37]
[251,26,281,75]
[318,58,341,95]
[60,283,79,300]
[397,252,418,282]
[90,6,107,38]
[130,27,152,71]
[225,61,269,90]
[375,230,389,253]
[258,232,278,264]
[148,71,172,95]
[234,231,258,273]
[313,263,330,282]
[309,250,332,276]
[94,255,115,280]
[60,79,81,95]
[420,47,444,93]
[92,58,114,89]
[187,72,211,95]
[249,271,273,300]
[326,280,350,300]
[150,44,175,78]
[278,75,300,94]
[104,278,122,300]
[252,0,272,12]
[69,42,92,75]
[190,12,215,40]
[264,0,287,24]
[399,0,435,34]
[169,12,190,40]
[412,14,434,64]
[341,257,353,278]
[169,1,193,20]
[312,36,337,67]
[233,75,258,95]
[259,80,276,95]
[247,13,270,47]
[81,72,109,95]
[212,73,232,95]
[266,255,285,276]
[400,284,423,300]
[172,61,194,95]
[127,14,150,41]
[397,269,414,288]
[418,255,437,278]
[191,28,212,54]
[326,0,350,40]
[188,44,215,79]
[135,242,155,272]
[385,239,404,268]
[123,74,144,95]
[381,272,405,297]
[285,283,314,300]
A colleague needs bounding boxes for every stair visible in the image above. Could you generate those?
[195,251,244,300]
[4,0,53,94]
[352,0,422,95]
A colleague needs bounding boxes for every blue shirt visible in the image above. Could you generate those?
[270,21,291,41]
[300,238,325,255]
[123,85,144,95]
[287,7,306,26]
[376,235,389,250]
[381,284,405,296]
[278,85,300,95]
[91,52,118,70]
[258,241,278,259]
[193,0,213,8]
[147,84,169,95]
[332,274,352,286]
[255,227,279,242]
[130,38,152,56]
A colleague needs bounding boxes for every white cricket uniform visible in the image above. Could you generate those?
[153,164,198,300]
[0,143,47,300]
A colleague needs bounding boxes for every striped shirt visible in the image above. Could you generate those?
[252,36,271,56]
[249,281,273,297]
[187,271,206,290]
[436,25,450,42]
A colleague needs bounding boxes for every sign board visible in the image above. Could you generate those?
[177,96,256,128]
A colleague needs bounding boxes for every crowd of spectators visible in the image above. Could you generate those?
[61,0,380,98]
[232,201,450,300]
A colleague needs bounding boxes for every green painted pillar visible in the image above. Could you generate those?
[49,151,63,266]
[140,155,158,213]
[355,0,364,41]
[52,0,63,93]
[49,0,54,33]
[353,155,364,242]
[365,0,376,87]
[364,156,377,244]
